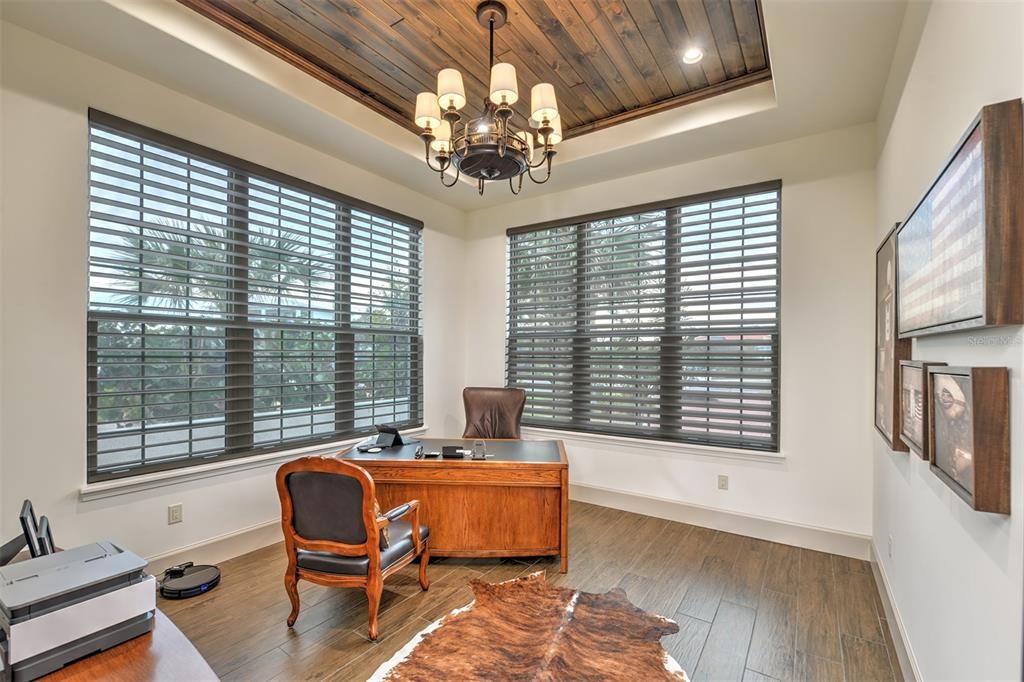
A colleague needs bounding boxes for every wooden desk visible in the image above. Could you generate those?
[345,439,569,573]
[39,610,215,682]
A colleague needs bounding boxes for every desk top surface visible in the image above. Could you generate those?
[343,438,566,465]
[42,610,215,682]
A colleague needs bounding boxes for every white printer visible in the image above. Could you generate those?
[0,541,156,682]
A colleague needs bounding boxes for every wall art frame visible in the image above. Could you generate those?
[896,98,1023,338]
[927,365,1010,514]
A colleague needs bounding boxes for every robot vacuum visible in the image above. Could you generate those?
[158,562,221,599]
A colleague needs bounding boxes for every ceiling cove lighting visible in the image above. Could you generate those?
[682,47,704,64]
[413,0,559,196]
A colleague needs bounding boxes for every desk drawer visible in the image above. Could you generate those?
[373,482,561,554]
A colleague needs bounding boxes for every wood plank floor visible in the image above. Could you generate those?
[162,501,902,681]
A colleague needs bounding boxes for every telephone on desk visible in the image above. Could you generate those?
[356,424,419,453]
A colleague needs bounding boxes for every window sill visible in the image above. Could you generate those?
[79,425,429,502]
[520,426,785,464]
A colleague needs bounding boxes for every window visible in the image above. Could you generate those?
[87,111,422,481]
[506,181,781,452]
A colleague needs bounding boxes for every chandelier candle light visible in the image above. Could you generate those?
[413,0,560,195]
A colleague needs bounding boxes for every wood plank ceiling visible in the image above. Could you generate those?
[178,0,771,139]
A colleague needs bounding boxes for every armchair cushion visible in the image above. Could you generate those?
[296,521,430,576]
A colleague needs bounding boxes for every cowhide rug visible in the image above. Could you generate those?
[369,571,689,681]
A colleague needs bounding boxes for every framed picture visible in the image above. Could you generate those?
[896,98,1023,337]
[928,366,1009,514]
[875,224,911,450]
[899,360,946,458]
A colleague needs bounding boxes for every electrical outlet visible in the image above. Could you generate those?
[888,534,894,559]
[168,503,183,525]
[717,475,729,491]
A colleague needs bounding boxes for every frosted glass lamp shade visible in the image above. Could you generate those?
[489,63,519,105]
[437,69,467,110]
[530,83,558,122]
[414,92,441,129]
[515,131,533,161]
[430,120,452,153]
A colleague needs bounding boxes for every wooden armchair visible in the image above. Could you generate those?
[275,456,430,641]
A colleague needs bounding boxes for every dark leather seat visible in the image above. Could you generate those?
[276,456,430,641]
[462,387,527,439]
[297,521,430,575]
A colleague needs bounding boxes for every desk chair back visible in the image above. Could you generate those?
[462,387,527,439]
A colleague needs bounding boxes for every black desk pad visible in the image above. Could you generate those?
[344,438,562,463]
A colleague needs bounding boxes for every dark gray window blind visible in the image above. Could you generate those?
[87,110,422,481]
[506,181,781,452]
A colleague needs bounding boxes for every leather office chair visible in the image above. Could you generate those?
[462,387,527,439]
[276,456,429,641]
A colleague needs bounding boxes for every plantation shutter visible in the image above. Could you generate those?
[506,181,781,452]
[87,110,422,481]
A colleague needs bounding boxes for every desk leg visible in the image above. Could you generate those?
[560,468,569,573]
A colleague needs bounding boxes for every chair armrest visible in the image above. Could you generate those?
[382,503,412,522]
[375,500,423,554]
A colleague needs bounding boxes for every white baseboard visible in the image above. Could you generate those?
[569,483,872,560]
[870,541,921,682]
[144,519,282,575]
[141,483,870,582]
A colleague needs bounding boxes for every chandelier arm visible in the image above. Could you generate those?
[424,153,451,173]
[527,154,553,184]
[441,163,461,188]
[509,174,523,195]
[528,149,552,169]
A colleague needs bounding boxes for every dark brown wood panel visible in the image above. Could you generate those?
[179,0,771,138]
[164,502,900,681]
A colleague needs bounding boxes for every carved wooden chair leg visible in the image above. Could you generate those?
[366,576,383,641]
[418,546,430,591]
[285,572,301,627]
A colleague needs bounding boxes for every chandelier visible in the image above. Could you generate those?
[412,0,560,196]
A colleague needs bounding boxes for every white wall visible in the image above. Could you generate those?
[874,2,1024,680]
[0,22,466,559]
[462,124,878,541]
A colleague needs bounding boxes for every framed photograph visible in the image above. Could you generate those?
[896,98,1023,337]
[899,360,946,458]
[928,366,1009,514]
[875,224,911,450]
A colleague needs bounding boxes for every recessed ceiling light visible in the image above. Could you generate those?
[682,47,704,64]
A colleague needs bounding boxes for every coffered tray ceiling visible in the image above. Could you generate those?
[178,0,772,139]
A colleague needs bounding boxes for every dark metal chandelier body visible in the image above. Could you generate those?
[413,1,560,196]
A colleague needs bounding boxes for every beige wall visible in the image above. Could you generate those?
[873,2,1024,679]
[0,22,466,559]
[463,123,878,542]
